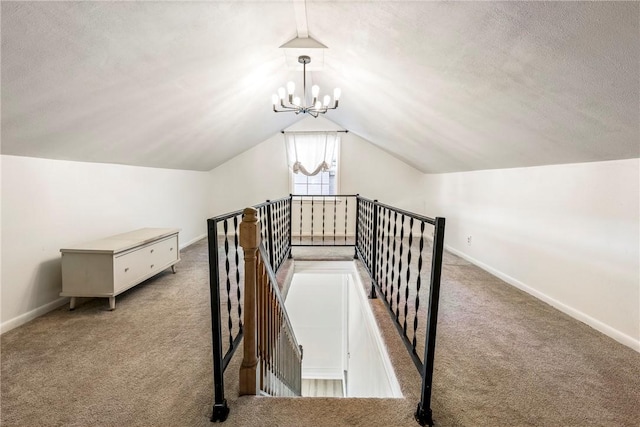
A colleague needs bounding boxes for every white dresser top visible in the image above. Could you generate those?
[60,228,180,254]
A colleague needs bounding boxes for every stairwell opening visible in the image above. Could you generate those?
[284,261,402,398]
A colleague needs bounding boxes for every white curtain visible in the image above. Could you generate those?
[285,132,340,176]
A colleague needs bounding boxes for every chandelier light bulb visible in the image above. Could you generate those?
[293,96,301,106]
[315,101,322,110]
[287,81,295,95]
[278,87,286,100]
[271,94,279,105]
[312,85,320,98]
[334,88,341,101]
[323,95,331,106]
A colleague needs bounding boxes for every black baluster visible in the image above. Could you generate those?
[299,196,303,245]
[276,201,281,265]
[404,217,413,335]
[224,219,233,347]
[274,202,279,265]
[368,202,373,268]
[322,197,326,245]
[377,206,385,288]
[413,221,426,353]
[357,202,362,255]
[344,197,348,245]
[370,203,375,266]
[288,195,293,256]
[365,202,370,266]
[375,206,382,288]
[384,208,392,300]
[234,216,242,331]
[370,200,379,299]
[333,196,338,245]
[266,201,275,267]
[355,196,361,258]
[396,214,405,322]
[280,200,284,263]
[390,211,398,310]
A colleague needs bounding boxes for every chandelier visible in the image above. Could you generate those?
[272,55,341,118]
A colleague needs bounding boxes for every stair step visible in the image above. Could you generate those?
[301,379,344,398]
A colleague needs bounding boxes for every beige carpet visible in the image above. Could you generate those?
[2,239,640,426]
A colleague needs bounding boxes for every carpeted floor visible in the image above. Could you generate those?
[1,238,639,426]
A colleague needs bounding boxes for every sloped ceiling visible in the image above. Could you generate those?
[1,1,638,173]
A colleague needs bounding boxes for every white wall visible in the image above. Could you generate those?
[1,155,210,333]
[340,131,424,212]
[208,117,425,216]
[285,273,345,379]
[346,273,401,398]
[208,133,289,217]
[423,158,640,350]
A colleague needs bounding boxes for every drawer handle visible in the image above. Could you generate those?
[170,247,173,251]
[150,264,154,269]
[124,268,129,272]
[150,249,154,253]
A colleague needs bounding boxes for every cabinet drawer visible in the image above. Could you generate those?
[113,247,149,292]
[148,235,179,267]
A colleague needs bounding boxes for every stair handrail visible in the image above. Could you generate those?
[239,207,302,397]
[256,242,303,396]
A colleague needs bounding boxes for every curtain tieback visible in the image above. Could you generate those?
[293,161,330,176]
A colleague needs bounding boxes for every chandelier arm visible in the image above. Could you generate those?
[276,105,301,111]
[279,104,297,111]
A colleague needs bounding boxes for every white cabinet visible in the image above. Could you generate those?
[60,228,180,310]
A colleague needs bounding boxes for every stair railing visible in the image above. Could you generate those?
[208,198,292,421]
[239,207,302,397]
[208,195,445,426]
[290,194,358,247]
[355,197,445,427]
[208,209,244,422]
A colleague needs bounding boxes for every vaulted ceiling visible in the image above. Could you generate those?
[1,1,638,173]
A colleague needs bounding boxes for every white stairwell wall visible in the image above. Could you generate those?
[285,261,402,398]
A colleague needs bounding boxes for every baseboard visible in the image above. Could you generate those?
[445,245,640,353]
[180,233,206,249]
[1,297,69,335]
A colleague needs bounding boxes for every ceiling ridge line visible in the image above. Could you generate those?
[293,0,309,39]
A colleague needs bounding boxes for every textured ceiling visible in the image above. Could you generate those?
[1,1,638,173]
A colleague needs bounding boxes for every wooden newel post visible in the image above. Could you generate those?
[239,207,261,395]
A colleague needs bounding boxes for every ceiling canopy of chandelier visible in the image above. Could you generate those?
[272,55,341,118]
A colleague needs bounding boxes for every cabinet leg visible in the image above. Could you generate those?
[109,297,116,311]
[69,297,76,311]
[171,265,177,274]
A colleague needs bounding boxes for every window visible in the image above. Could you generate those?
[285,131,340,196]
[292,157,337,195]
